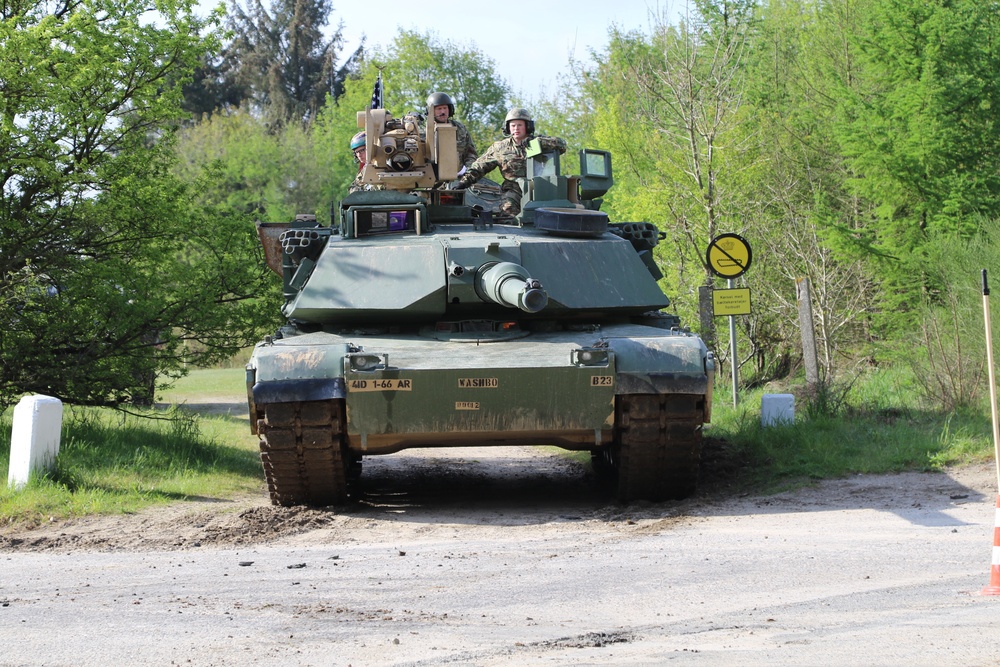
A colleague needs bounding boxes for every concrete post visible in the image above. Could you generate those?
[762,393,795,426]
[7,395,63,490]
[796,277,820,386]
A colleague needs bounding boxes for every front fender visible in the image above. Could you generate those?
[605,333,713,402]
[246,339,352,433]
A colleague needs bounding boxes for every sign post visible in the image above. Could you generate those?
[706,234,753,407]
[983,269,1000,494]
[981,269,1000,595]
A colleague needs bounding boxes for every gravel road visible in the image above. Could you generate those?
[2,441,999,667]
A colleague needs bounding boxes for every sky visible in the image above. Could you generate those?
[331,1,680,99]
[198,1,683,101]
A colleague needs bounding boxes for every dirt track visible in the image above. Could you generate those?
[2,434,999,666]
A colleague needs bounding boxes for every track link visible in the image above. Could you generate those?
[613,393,704,502]
[256,400,348,507]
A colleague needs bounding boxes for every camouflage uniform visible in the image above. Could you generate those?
[458,134,567,216]
[348,170,365,193]
[426,92,477,170]
[348,130,383,194]
[348,169,385,194]
[451,118,478,170]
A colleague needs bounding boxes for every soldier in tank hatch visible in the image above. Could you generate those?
[453,107,566,218]
[347,131,384,194]
[426,91,478,171]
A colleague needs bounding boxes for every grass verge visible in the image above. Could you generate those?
[1,369,260,529]
[708,376,997,494]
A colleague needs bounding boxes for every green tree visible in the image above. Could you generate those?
[173,110,334,221]
[181,51,249,119]
[172,68,376,230]
[541,0,1000,385]
[742,0,1000,366]
[220,0,362,127]
[0,0,277,409]
[311,69,383,208]
[368,30,512,150]
[829,0,1000,325]
[735,0,881,380]
[569,4,763,363]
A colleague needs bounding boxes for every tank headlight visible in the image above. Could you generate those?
[347,353,385,372]
[572,348,610,366]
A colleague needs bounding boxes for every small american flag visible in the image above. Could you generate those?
[370,71,383,110]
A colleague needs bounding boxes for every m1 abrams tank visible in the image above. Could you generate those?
[246,106,715,506]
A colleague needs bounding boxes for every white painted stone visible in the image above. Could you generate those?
[7,395,63,489]
[761,393,795,427]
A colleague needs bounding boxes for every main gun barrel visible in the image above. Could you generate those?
[475,262,548,313]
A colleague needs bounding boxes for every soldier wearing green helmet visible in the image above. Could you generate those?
[455,107,566,217]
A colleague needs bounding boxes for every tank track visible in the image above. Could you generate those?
[256,400,348,507]
[613,393,704,502]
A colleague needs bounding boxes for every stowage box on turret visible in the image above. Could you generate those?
[246,107,715,506]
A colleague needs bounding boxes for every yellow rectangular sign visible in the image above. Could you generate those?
[713,287,752,316]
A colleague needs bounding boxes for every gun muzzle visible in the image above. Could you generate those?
[475,262,548,313]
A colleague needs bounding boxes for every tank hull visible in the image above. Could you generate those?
[251,323,708,437]
[248,322,712,505]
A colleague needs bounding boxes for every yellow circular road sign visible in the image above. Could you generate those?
[706,233,752,279]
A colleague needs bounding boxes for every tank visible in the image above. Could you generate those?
[246,107,715,506]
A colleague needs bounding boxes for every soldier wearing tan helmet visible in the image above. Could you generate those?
[455,107,566,217]
[426,92,478,170]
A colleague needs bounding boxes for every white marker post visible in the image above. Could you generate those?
[7,395,63,490]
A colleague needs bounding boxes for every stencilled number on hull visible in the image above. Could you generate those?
[349,379,413,392]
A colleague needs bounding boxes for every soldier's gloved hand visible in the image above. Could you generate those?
[452,177,472,190]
